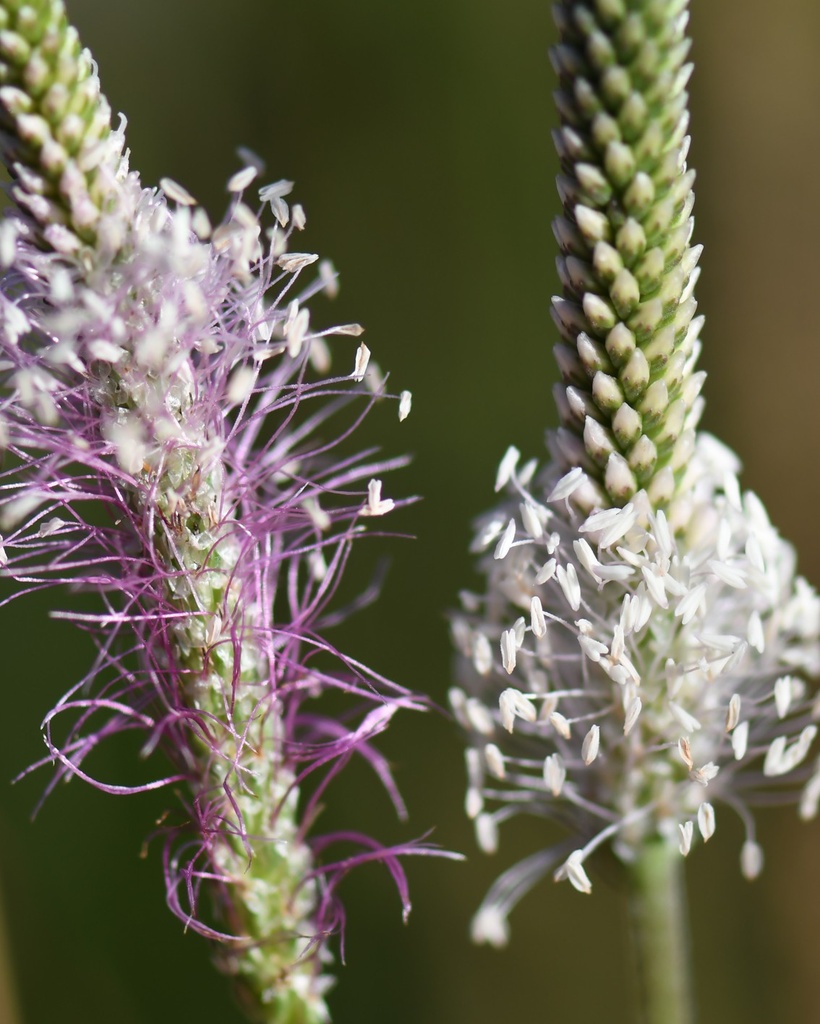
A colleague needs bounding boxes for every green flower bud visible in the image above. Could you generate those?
[575,161,613,205]
[605,322,636,367]
[593,240,624,284]
[621,348,650,402]
[634,247,665,292]
[591,110,621,149]
[584,416,617,465]
[618,90,649,140]
[605,451,638,500]
[577,332,613,376]
[604,139,636,188]
[575,203,611,244]
[592,370,624,413]
[612,402,643,447]
[610,267,641,319]
[583,291,618,334]
[616,217,647,264]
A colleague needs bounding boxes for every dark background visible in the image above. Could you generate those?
[2,2,820,1022]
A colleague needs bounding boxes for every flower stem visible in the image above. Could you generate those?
[0,867,21,1024]
[629,838,694,1024]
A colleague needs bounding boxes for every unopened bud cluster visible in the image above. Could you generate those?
[550,0,701,510]
[0,0,127,254]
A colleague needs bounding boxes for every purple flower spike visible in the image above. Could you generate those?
[0,2,453,1019]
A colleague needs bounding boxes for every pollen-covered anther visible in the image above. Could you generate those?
[582,724,600,765]
[530,596,547,638]
[500,629,518,675]
[549,711,572,740]
[725,693,741,733]
[495,446,520,492]
[544,753,566,797]
[623,697,642,736]
[697,802,716,842]
[465,787,484,820]
[484,743,506,779]
[499,688,537,733]
[475,813,499,854]
[689,762,719,787]
[350,341,371,381]
[494,519,517,560]
[741,840,764,881]
[559,851,593,895]
[471,906,510,949]
[361,478,395,517]
[578,632,608,663]
[731,721,749,761]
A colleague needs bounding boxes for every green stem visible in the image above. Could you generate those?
[629,839,694,1024]
[0,867,22,1024]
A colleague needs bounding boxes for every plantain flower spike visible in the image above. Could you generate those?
[0,2,450,1020]
[451,0,820,947]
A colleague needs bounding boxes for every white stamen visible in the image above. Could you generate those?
[475,813,499,854]
[690,761,719,786]
[624,697,642,736]
[500,630,517,675]
[160,177,196,205]
[520,502,545,539]
[530,596,547,638]
[465,787,483,819]
[740,840,764,880]
[227,365,255,404]
[484,743,506,779]
[495,446,520,492]
[732,721,749,760]
[277,252,319,274]
[227,165,258,192]
[669,701,701,734]
[549,711,571,739]
[556,563,581,611]
[471,906,510,948]
[350,342,371,381]
[473,633,493,676]
[548,467,586,502]
[774,676,793,719]
[697,802,715,841]
[747,611,765,653]
[582,724,600,765]
[725,694,741,733]
[499,688,536,731]
[563,852,593,894]
[362,478,394,517]
[465,699,495,736]
[535,559,557,585]
[544,753,566,796]
[494,519,516,560]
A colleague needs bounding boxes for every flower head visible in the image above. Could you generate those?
[452,0,820,944]
[0,2,446,1019]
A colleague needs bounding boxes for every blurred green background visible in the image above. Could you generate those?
[2,2,820,1022]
